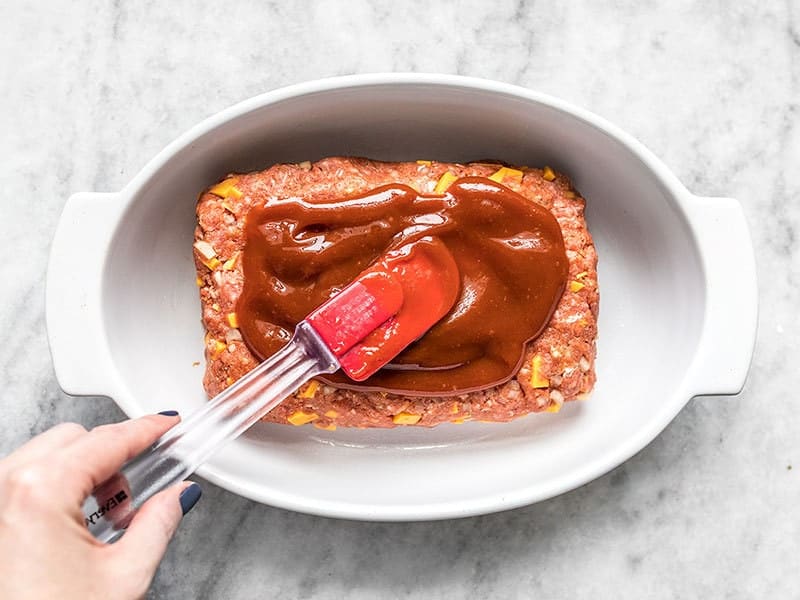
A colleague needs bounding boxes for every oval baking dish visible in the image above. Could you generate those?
[46,74,758,520]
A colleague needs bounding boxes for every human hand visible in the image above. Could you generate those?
[0,414,202,600]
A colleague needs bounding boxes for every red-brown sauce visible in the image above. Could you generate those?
[238,177,568,395]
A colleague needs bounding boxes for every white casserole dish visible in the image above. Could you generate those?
[46,74,757,520]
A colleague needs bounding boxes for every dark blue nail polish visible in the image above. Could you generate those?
[179,483,202,515]
[158,410,179,417]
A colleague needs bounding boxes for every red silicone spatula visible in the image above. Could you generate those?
[81,237,459,543]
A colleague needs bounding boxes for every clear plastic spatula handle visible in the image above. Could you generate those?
[82,322,338,543]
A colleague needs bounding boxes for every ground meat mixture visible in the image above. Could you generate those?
[194,157,599,429]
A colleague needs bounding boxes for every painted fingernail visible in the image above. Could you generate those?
[179,483,202,516]
[158,410,179,417]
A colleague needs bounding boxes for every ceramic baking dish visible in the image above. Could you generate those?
[46,74,757,520]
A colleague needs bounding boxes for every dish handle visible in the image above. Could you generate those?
[46,192,125,397]
[684,195,758,397]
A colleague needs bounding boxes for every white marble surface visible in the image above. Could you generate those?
[1,1,797,597]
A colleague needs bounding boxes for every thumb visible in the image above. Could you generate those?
[110,482,202,577]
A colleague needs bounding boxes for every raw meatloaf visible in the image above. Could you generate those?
[194,157,598,429]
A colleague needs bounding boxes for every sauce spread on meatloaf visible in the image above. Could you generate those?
[237,176,569,395]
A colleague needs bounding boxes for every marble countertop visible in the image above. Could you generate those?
[1,1,797,598]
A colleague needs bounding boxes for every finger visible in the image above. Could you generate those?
[109,482,200,583]
[60,414,180,504]
[0,423,87,470]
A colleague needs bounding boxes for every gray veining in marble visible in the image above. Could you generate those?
[1,1,798,598]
